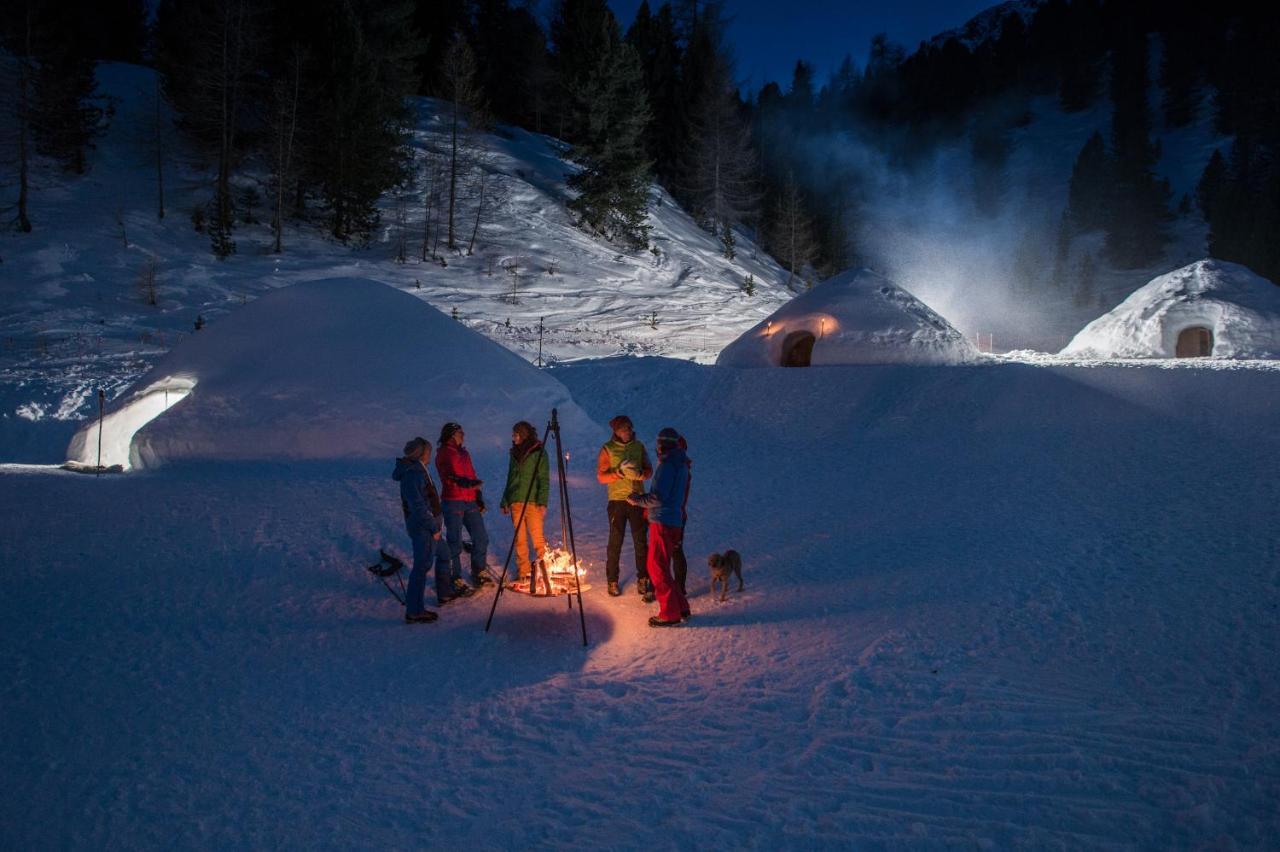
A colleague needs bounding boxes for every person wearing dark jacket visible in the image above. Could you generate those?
[596,414,653,599]
[392,437,456,621]
[500,421,551,582]
[628,427,691,627]
[436,421,492,589]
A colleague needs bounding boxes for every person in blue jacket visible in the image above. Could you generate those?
[627,427,692,627]
[393,437,465,622]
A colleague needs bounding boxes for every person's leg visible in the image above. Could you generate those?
[671,527,690,617]
[432,536,453,602]
[443,501,465,583]
[462,503,489,583]
[645,523,682,622]
[406,530,429,616]
[672,531,688,597]
[527,504,547,564]
[628,504,649,594]
[605,501,627,585]
[509,502,532,579]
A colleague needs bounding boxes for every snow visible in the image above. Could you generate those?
[716,267,977,366]
[1062,259,1280,359]
[64,277,597,469]
[3,356,1278,847]
[0,62,794,465]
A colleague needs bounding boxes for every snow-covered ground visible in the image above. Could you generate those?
[0,62,792,465]
[3,353,1278,847]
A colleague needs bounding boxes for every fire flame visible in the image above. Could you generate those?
[505,546,591,596]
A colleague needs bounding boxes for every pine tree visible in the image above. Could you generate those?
[1103,27,1171,268]
[553,0,653,247]
[1065,131,1110,234]
[440,31,487,251]
[626,1,682,185]
[1196,149,1226,221]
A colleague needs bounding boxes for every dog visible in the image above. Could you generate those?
[708,550,743,602]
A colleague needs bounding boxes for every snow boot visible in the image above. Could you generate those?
[608,581,621,597]
[451,578,477,598]
[648,616,682,628]
[405,610,438,624]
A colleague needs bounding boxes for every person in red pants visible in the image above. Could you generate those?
[628,427,691,627]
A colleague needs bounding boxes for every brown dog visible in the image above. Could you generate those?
[708,550,743,601]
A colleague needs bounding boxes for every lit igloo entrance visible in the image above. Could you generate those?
[66,377,194,472]
[1175,326,1213,357]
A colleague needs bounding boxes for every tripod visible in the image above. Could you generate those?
[484,408,588,646]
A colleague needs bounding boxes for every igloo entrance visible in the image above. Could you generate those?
[781,331,815,367]
[66,377,194,471]
[1175,326,1213,357]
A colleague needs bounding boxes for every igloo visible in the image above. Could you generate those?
[67,278,594,470]
[716,268,976,367]
[1061,260,1280,360]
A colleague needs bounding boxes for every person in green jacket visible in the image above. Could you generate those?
[499,420,551,582]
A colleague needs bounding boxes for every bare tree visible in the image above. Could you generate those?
[270,47,302,253]
[440,31,487,252]
[770,172,818,291]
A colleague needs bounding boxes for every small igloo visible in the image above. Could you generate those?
[1061,259,1280,360]
[67,278,594,470]
[716,268,976,367]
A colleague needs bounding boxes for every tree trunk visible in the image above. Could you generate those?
[448,100,458,249]
[155,76,165,221]
[467,169,486,255]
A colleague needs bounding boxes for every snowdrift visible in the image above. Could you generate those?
[1061,259,1280,359]
[716,268,976,367]
[66,278,596,469]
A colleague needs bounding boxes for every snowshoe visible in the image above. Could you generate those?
[451,579,477,598]
[648,616,682,628]
[405,610,438,624]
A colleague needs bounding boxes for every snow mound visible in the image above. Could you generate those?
[715,268,976,367]
[1061,260,1280,359]
[66,278,595,469]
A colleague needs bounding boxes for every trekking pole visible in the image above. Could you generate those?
[550,408,588,646]
[484,418,552,633]
[536,316,544,368]
[96,388,105,475]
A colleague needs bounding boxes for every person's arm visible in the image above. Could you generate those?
[596,447,618,484]
[536,449,551,505]
[404,469,437,532]
[499,454,518,510]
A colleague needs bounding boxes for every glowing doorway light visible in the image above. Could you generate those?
[66,377,195,471]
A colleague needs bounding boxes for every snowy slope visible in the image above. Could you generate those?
[1062,259,1280,359]
[0,62,793,464]
[3,357,1278,847]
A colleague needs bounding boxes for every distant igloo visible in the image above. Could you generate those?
[716,268,976,367]
[67,278,595,470]
[1061,260,1280,360]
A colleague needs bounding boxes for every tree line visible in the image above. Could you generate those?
[3,0,1277,287]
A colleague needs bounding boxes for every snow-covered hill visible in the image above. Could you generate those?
[0,62,793,464]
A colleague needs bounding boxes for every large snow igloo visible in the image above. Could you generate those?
[66,277,595,470]
[716,268,976,368]
[1061,259,1280,360]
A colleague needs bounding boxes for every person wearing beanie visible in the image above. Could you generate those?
[627,427,692,626]
[436,422,492,590]
[391,437,456,621]
[596,414,653,599]
[499,421,550,583]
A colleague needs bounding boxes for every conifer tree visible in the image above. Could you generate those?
[1065,131,1110,235]
[769,172,817,291]
[440,31,487,251]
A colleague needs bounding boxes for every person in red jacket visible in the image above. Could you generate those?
[436,422,492,591]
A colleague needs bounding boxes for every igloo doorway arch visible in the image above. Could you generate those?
[781,331,815,367]
[66,377,194,471]
[1176,326,1213,357]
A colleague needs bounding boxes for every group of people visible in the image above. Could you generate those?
[393,414,692,628]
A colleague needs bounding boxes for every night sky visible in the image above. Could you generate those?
[606,0,1000,95]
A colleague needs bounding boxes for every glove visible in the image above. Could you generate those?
[476,496,487,513]
[618,460,640,480]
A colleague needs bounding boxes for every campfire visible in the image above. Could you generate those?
[505,546,591,596]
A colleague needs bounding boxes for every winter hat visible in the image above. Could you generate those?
[656,427,681,446]
[512,421,537,444]
[608,415,633,432]
[403,436,428,459]
[438,421,463,446]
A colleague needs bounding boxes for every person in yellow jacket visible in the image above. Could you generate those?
[595,414,653,599]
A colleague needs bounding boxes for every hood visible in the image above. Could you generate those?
[392,456,418,481]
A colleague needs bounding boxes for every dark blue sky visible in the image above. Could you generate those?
[606,0,999,95]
